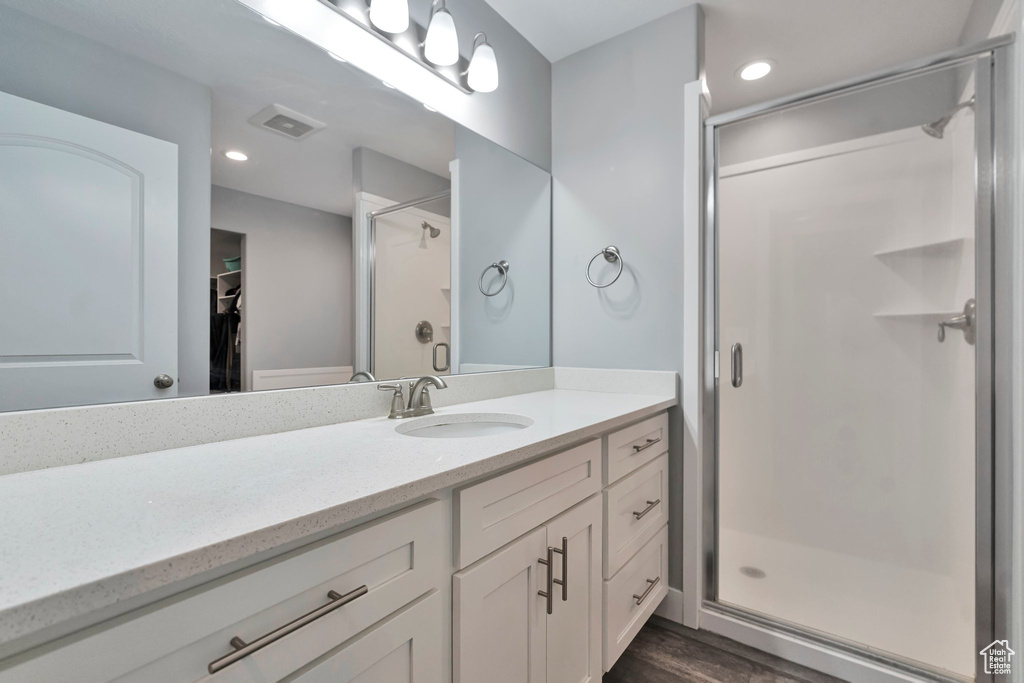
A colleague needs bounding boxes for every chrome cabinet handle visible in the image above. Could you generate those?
[731,343,743,388]
[632,499,661,520]
[538,546,555,615]
[538,537,567,613]
[633,577,660,605]
[632,437,661,453]
[432,342,450,372]
[208,585,368,674]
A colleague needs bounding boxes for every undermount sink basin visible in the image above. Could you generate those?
[395,413,533,439]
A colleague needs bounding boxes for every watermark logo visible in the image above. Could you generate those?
[980,640,1015,675]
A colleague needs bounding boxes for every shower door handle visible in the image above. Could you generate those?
[432,342,450,372]
[731,343,743,388]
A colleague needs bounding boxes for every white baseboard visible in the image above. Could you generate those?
[654,587,684,623]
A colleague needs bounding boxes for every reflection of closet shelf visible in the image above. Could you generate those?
[873,237,964,258]
[874,310,959,319]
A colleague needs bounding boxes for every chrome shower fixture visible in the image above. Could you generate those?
[922,96,975,139]
[422,221,440,238]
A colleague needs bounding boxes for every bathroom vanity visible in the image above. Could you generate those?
[0,369,675,682]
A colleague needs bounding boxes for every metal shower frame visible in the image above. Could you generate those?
[700,34,1015,683]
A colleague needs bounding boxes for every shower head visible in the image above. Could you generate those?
[422,221,440,238]
[922,96,975,139]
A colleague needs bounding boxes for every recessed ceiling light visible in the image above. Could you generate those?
[328,52,347,63]
[381,81,396,89]
[224,150,249,162]
[738,60,773,81]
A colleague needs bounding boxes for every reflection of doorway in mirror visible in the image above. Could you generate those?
[372,200,452,380]
[210,228,244,393]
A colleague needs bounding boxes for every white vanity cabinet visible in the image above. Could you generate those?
[3,500,447,683]
[453,496,602,683]
[452,440,606,683]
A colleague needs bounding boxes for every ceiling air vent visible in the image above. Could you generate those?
[248,104,326,141]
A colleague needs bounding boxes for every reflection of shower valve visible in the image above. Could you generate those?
[938,298,976,345]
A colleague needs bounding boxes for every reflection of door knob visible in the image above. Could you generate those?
[154,374,175,389]
[938,299,976,345]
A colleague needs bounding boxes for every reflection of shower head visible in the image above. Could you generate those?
[422,221,440,238]
[922,96,975,139]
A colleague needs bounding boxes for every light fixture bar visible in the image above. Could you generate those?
[314,0,473,93]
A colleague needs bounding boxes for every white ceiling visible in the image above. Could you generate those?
[485,0,980,113]
[2,0,454,216]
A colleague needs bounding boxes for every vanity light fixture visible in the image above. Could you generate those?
[424,0,459,66]
[738,60,773,81]
[369,0,409,33]
[224,150,249,162]
[242,0,499,95]
[466,32,498,93]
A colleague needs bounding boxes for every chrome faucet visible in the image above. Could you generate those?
[377,375,447,419]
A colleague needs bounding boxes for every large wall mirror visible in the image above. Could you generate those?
[0,0,551,412]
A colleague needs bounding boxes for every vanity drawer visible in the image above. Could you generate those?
[455,440,601,568]
[605,412,668,485]
[604,453,668,578]
[602,524,669,672]
[289,592,444,683]
[4,500,445,683]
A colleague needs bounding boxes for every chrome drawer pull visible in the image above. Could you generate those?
[632,437,661,453]
[208,585,368,674]
[633,577,660,605]
[537,536,568,613]
[632,499,661,520]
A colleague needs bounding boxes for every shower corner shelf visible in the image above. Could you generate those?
[873,237,965,258]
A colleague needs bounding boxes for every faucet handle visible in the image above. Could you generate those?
[377,383,406,419]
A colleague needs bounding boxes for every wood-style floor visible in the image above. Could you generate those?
[603,618,846,683]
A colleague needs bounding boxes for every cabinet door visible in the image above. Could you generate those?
[453,527,548,683]
[544,496,602,683]
[291,592,443,683]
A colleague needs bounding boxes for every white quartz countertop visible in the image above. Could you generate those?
[0,387,674,649]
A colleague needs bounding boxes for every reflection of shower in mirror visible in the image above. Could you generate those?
[422,221,441,238]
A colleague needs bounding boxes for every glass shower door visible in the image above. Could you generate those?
[715,59,982,678]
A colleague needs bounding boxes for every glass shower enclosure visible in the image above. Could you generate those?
[705,41,1008,682]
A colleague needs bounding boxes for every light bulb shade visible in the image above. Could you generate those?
[424,8,459,66]
[467,35,498,92]
[369,0,409,33]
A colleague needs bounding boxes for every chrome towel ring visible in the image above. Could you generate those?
[586,246,623,288]
[479,260,510,296]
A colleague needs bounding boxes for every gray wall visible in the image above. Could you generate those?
[455,126,551,369]
[552,6,703,591]
[211,186,354,379]
[0,5,212,398]
[352,147,451,216]
[407,0,552,171]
